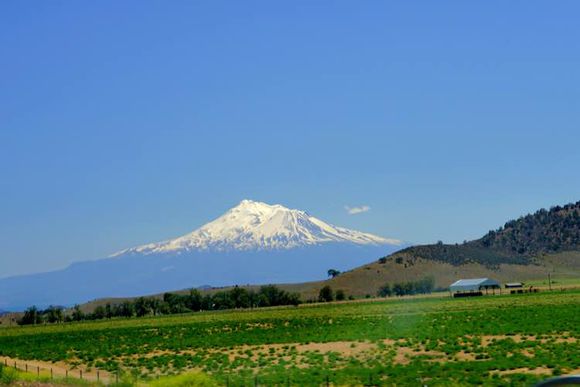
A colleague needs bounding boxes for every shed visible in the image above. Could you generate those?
[449,278,501,297]
[505,282,524,289]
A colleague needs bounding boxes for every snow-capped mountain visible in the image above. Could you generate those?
[114,200,400,256]
[0,200,405,310]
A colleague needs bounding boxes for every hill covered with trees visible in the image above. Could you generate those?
[389,201,580,267]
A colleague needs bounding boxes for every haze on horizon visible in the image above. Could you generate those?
[2,1,580,278]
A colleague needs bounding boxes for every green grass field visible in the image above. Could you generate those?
[1,291,579,386]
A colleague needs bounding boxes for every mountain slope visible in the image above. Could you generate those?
[0,200,402,310]
[114,200,397,255]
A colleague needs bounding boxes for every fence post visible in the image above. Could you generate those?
[66,369,68,379]
[254,375,258,387]
[116,371,119,383]
[25,363,28,372]
[51,368,53,379]
[97,370,100,381]
[80,369,83,380]
[37,366,40,376]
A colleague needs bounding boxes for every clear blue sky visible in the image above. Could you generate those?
[2,1,580,278]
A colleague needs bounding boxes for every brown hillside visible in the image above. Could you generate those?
[317,251,580,299]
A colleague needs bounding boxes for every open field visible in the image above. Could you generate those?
[1,291,579,386]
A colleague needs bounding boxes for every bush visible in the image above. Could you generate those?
[318,286,334,302]
[377,284,392,297]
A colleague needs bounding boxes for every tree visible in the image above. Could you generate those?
[335,289,346,301]
[117,301,135,317]
[164,293,189,314]
[93,306,106,320]
[72,305,84,321]
[188,289,203,311]
[44,306,64,323]
[377,283,392,297]
[258,285,283,307]
[19,306,41,325]
[318,285,334,302]
[105,303,113,319]
[230,286,250,308]
[416,277,435,294]
[393,283,405,297]
[134,297,152,317]
[327,269,341,278]
[212,291,234,310]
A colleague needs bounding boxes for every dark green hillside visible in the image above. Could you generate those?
[479,201,580,256]
[391,201,580,267]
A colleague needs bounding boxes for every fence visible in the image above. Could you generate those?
[2,357,390,386]
[1,357,117,385]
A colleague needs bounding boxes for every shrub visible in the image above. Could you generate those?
[318,286,334,302]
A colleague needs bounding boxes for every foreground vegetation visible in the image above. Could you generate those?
[1,290,579,386]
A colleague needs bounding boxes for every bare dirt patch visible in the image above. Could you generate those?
[296,341,375,357]
[455,350,478,361]
[393,346,447,365]
[479,334,577,347]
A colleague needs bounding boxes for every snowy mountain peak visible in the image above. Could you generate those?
[112,200,402,256]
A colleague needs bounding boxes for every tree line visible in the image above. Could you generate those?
[18,285,301,325]
[377,277,435,297]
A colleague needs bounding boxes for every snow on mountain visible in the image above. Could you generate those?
[113,200,401,256]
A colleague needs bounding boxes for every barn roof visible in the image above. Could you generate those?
[449,278,500,292]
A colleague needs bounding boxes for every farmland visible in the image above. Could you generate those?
[1,291,579,386]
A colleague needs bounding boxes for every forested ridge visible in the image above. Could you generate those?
[387,201,580,267]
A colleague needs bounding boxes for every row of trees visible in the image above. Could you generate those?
[377,277,435,297]
[19,305,66,325]
[18,285,301,325]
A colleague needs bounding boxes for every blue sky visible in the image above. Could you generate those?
[1,1,580,277]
